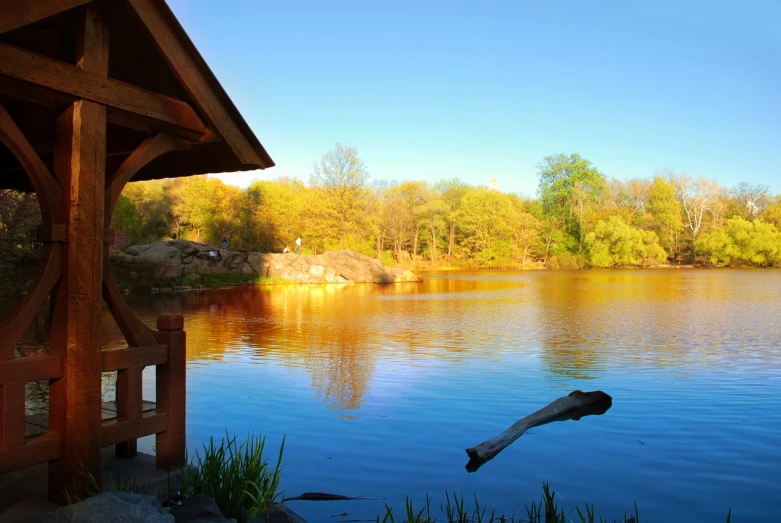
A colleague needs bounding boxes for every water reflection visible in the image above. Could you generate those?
[6,269,781,522]
[9,270,781,414]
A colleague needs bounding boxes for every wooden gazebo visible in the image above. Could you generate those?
[0,0,273,502]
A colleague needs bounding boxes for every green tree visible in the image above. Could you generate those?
[764,195,781,227]
[457,187,515,263]
[415,192,448,263]
[537,153,606,244]
[513,211,542,266]
[382,184,414,263]
[584,215,667,268]
[434,178,471,257]
[646,176,683,259]
[112,194,141,245]
[122,180,173,242]
[310,143,370,249]
[168,176,219,242]
[695,217,781,267]
[669,173,718,258]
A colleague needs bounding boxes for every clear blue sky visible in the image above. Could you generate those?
[168,0,780,197]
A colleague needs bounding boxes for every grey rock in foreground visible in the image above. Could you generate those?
[122,240,420,284]
[170,493,236,523]
[41,492,173,523]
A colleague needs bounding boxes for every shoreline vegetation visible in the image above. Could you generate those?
[2,150,780,288]
[60,431,733,523]
[0,253,772,298]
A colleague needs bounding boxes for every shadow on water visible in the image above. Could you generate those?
[465,390,613,472]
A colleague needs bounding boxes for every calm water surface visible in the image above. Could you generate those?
[105,269,781,521]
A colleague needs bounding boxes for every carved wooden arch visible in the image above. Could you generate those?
[0,104,190,360]
[102,133,190,348]
[0,102,64,362]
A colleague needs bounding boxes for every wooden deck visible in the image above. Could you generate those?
[25,401,156,438]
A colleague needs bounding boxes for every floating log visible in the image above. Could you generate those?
[465,390,612,472]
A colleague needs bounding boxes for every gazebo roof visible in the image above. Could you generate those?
[0,0,274,192]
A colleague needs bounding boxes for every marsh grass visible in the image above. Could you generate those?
[375,482,732,523]
[178,431,285,523]
[62,470,142,505]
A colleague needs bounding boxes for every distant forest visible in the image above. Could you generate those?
[2,144,781,271]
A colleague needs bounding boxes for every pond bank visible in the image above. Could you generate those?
[109,240,420,294]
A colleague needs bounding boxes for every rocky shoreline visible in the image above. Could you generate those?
[120,240,420,285]
[38,491,305,523]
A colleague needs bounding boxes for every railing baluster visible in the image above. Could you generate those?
[0,381,25,449]
[155,314,186,470]
[115,365,143,458]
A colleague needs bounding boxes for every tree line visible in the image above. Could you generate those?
[2,144,781,269]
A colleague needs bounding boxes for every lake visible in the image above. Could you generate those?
[28,269,781,521]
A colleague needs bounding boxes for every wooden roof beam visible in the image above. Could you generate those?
[0,43,207,141]
[127,0,267,166]
[0,0,93,34]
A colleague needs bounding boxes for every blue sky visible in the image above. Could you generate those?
[168,0,780,198]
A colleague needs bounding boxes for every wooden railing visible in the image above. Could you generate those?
[0,314,186,477]
[0,355,63,474]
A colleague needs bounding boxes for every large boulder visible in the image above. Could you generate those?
[42,492,173,523]
[249,502,307,523]
[170,493,235,523]
[121,241,421,285]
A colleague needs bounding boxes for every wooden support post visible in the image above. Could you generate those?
[155,314,186,470]
[47,2,109,503]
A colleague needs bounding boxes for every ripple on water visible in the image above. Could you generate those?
[83,269,781,522]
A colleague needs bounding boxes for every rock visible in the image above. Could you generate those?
[121,241,421,285]
[42,492,173,523]
[187,273,201,281]
[170,494,235,523]
[248,502,307,523]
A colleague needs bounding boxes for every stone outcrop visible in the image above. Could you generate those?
[121,240,420,284]
[170,494,235,523]
[42,492,173,523]
[38,492,307,523]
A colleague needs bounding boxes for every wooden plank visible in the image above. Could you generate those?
[47,8,109,496]
[0,0,92,34]
[25,421,45,438]
[101,412,168,447]
[0,355,63,384]
[25,400,156,437]
[0,43,207,141]
[0,433,62,475]
[101,345,168,372]
[126,0,263,166]
[0,382,26,448]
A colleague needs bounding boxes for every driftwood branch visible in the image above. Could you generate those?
[282,492,381,502]
[465,390,612,472]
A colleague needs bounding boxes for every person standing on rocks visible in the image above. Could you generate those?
[295,236,302,254]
